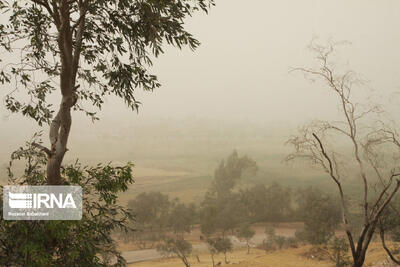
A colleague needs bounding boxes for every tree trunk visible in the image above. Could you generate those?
[353,259,364,267]
[45,0,84,185]
[181,256,190,267]
[46,96,73,185]
[350,243,369,267]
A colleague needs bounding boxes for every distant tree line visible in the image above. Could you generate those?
[122,151,400,267]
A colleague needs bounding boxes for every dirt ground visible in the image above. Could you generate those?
[127,243,392,267]
[121,222,394,267]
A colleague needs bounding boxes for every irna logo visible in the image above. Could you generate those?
[8,192,76,209]
[3,186,82,220]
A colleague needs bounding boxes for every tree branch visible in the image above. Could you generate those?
[379,222,400,265]
[72,0,90,83]
[312,132,356,257]
[31,142,52,157]
[30,0,60,28]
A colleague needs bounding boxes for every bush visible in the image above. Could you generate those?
[294,230,307,244]
[275,236,286,250]
[296,187,341,245]
[261,226,297,251]
[238,223,255,254]
[265,226,276,240]
[328,237,351,267]
[285,237,299,248]
[260,239,275,253]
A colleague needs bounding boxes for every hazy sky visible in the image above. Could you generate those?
[126,0,400,122]
[1,0,400,167]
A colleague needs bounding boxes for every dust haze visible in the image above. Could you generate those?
[2,1,400,266]
[2,0,399,185]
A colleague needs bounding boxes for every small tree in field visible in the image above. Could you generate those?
[206,238,218,267]
[206,237,232,266]
[215,237,233,264]
[157,237,193,267]
[156,198,196,267]
[0,0,214,185]
[287,41,400,267]
[261,226,276,253]
[238,223,255,254]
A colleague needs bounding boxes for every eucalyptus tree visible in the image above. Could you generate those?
[0,0,214,185]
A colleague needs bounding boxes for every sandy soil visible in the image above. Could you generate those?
[120,222,394,267]
[127,243,393,267]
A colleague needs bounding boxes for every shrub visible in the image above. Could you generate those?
[294,229,308,244]
[285,237,299,248]
[296,187,341,245]
[261,239,275,253]
[328,237,351,267]
[275,236,286,250]
[0,142,134,267]
[262,226,296,251]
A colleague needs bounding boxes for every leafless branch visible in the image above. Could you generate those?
[287,41,400,266]
[379,223,400,265]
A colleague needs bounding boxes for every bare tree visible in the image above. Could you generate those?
[286,41,400,267]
